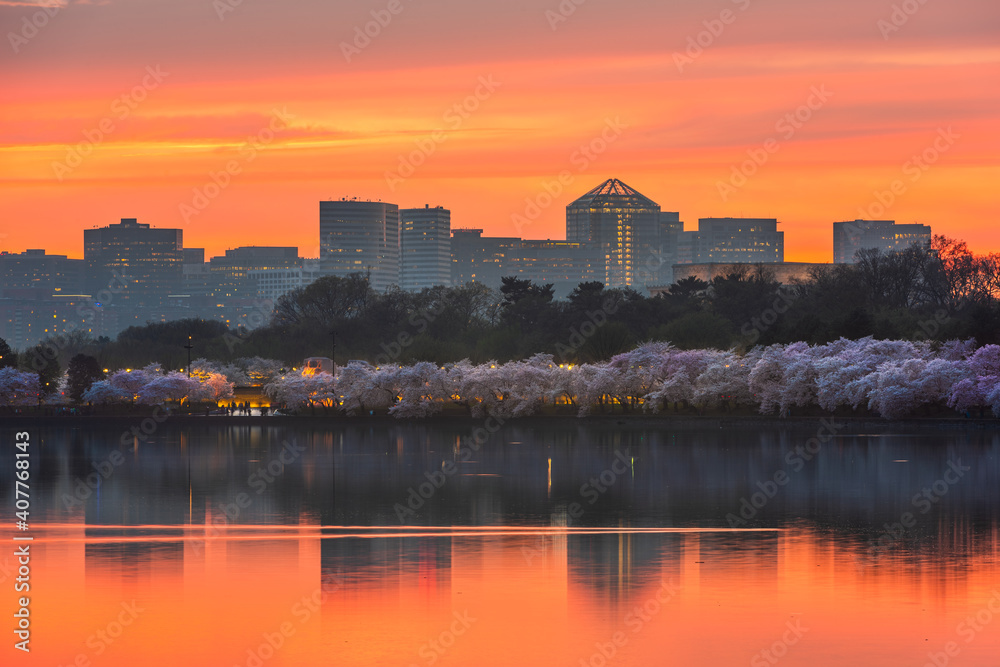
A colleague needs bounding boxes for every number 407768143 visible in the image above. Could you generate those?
[15,432,30,528]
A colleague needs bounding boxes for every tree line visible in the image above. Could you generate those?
[4,234,1000,399]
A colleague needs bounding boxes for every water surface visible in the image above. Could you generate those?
[3,418,999,666]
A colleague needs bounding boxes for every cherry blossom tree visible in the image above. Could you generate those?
[948,344,1000,413]
[388,362,447,418]
[81,379,123,404]
[748,344,788,414]
[643,349,711,411]
[693,349,760,409]
[67,338,1000,419]
[137,372,202,405]
[264,371,336,408]
[233,357,286,385]
[0,367,41,406]
[106,369,156,404]
[605,342,673,411]
[190,372,235,403]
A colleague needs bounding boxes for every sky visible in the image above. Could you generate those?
[1,0,998,262]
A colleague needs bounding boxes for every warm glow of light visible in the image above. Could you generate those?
[1,1,997,266]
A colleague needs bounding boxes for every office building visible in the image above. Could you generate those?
[676,218,783,266]
[249,258,327,302]
[450,229,520,289]
[566,178,662,289]
[833,220,932,264]
[0,250,85,294]
[208,246,300,301]
[320,199,399,292]
[400,205,451,290]
[0,290,112,349]
[517,240,601,298]
[657,212,684,285]
[83,218,183,323]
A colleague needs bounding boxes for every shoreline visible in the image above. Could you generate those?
[2,412,997,431]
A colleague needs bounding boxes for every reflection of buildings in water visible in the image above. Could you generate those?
[567,531,684,608]
[31,424,1000,586]
[86,541,184,588]
[320,534,452,599]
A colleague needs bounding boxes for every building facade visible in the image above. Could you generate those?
[400,205,451,291]
[0,250,85,294]
[517,240,601,298]
[320,199,399,292]
[0,290,112,349]
[566,178,663,289]
[83,218,184,325]
[833,220,932,263]
[208,247,301,301]
[249,258,327,302]
[450,229,521,289]
[676,218,783,265]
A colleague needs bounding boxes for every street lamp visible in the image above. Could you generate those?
[184,334,193,378]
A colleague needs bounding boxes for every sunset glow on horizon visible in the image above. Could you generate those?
[2,0,998,262]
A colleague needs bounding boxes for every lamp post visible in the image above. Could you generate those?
[184,335,193,378]
[330,329,336,366]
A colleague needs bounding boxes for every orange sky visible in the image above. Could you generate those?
[1,0,998,262]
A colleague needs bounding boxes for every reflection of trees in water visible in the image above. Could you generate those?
[19,422,1000,580]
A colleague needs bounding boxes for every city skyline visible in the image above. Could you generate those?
[1,179,935,347]
[2,1,997,263]
[0,178,947,261]
[3,4,998,666]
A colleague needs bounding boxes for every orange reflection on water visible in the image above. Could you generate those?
[4,522,999,666]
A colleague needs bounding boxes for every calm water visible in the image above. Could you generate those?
[3,418,999,666]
